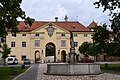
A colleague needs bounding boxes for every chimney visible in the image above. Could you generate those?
[55,17,58,22]
[64,15,68,22]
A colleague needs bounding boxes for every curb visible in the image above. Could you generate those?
[12,64,34,80]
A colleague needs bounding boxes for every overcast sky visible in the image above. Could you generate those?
[21,0,111,26]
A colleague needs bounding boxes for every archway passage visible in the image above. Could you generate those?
[35,50,40,63]
[61,50,66,62]
[45,42,56,62]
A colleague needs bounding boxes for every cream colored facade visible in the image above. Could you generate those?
[6,22,94,63]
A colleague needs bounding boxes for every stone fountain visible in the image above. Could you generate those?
[45,31,101,75]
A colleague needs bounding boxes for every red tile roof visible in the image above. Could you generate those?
[17,21,90,32]
[87,21,97,29]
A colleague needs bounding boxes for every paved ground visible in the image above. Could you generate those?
[37,64,120,80]
[15,63,120,80]
[16,64,39,80]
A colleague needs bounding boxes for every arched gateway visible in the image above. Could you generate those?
[35,50,40,63]
[61,50,66,62]
[45,42,56,62]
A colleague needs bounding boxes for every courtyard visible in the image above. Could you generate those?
[14,63,120,80]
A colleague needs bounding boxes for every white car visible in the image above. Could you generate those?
[7,57,18,65]
[23,58,30,64]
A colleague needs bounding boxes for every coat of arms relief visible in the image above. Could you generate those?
[47,23,54,37]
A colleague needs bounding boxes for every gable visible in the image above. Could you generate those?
[31,22,70,33]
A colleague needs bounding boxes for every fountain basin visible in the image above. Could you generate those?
[45,63,101,75]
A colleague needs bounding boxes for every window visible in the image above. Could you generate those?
[61,34,65,37]
[84,34,88,37]
[74,34,77,37]
[74,42,78,47]
[10,55,16,57]
[12,34,17,37]
[22,42,26,47]
[35,40,40,47]
[35,33,39,36]
[22,34,26,37]
[61,40,66,47]
[21,55,26,60]
[11,42,15,47]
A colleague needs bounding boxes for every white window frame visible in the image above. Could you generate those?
[61,40,66,47]
[35,40,40,47]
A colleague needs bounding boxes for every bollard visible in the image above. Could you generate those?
[105,63,108,68]
[21,64,25,69]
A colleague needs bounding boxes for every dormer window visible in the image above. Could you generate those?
[35,33,39,36]
[71,25,75,29]
[90,28,94,31]
[23,25,28,29]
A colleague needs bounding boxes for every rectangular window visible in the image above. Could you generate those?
[61,34,65,37]
[61,40,66,47]
[35,40,40,47]
[74,34,77,37]
[22,42,26,47]
[22,34,26,37]
[35,33,39,36]
[10,55,16,57]
[21,55,26,60]
[11,42,15,47]
[74,42,78,47]
[84,34,88,37]
[12,34,17,37]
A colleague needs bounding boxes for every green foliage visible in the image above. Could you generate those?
[78,42,91,55]
[0,66,29,80]
[1,43,11,59]
[105,43,120,56]
[0,0,34,42]
[92,25,110,54]
[94,0,119,12]
[94,0,120,32]
[100,64,120,72]
[87,44,98,56]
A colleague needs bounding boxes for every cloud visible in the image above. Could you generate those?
[21,0,111,26]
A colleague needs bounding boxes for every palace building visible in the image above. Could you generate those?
[5,18,96,63]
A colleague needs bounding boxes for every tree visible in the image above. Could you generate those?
[1,43,11,65]
[86,43,98,61]
[94,0,120,57]
[0,0,34,42]
[92,24,110,54]
[0,0,34,61]
[94,0,120,37]
[78,42,98,61]
[78,42,91,57]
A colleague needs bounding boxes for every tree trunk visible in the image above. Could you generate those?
[3,58,6,66]
[94,56,96,61]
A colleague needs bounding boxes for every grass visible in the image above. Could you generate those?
[0,66,30,80]
[100,64,120,72]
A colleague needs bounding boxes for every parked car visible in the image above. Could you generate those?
[23,58,31,64]
[7,57,18,65]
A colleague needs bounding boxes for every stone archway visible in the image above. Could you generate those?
[61,50,66,62]
[35,50,40,63]
[45,42,56,62]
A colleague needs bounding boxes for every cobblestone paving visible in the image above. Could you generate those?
[37,64,120,80]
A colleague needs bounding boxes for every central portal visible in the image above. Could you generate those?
[45,42,56,62]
